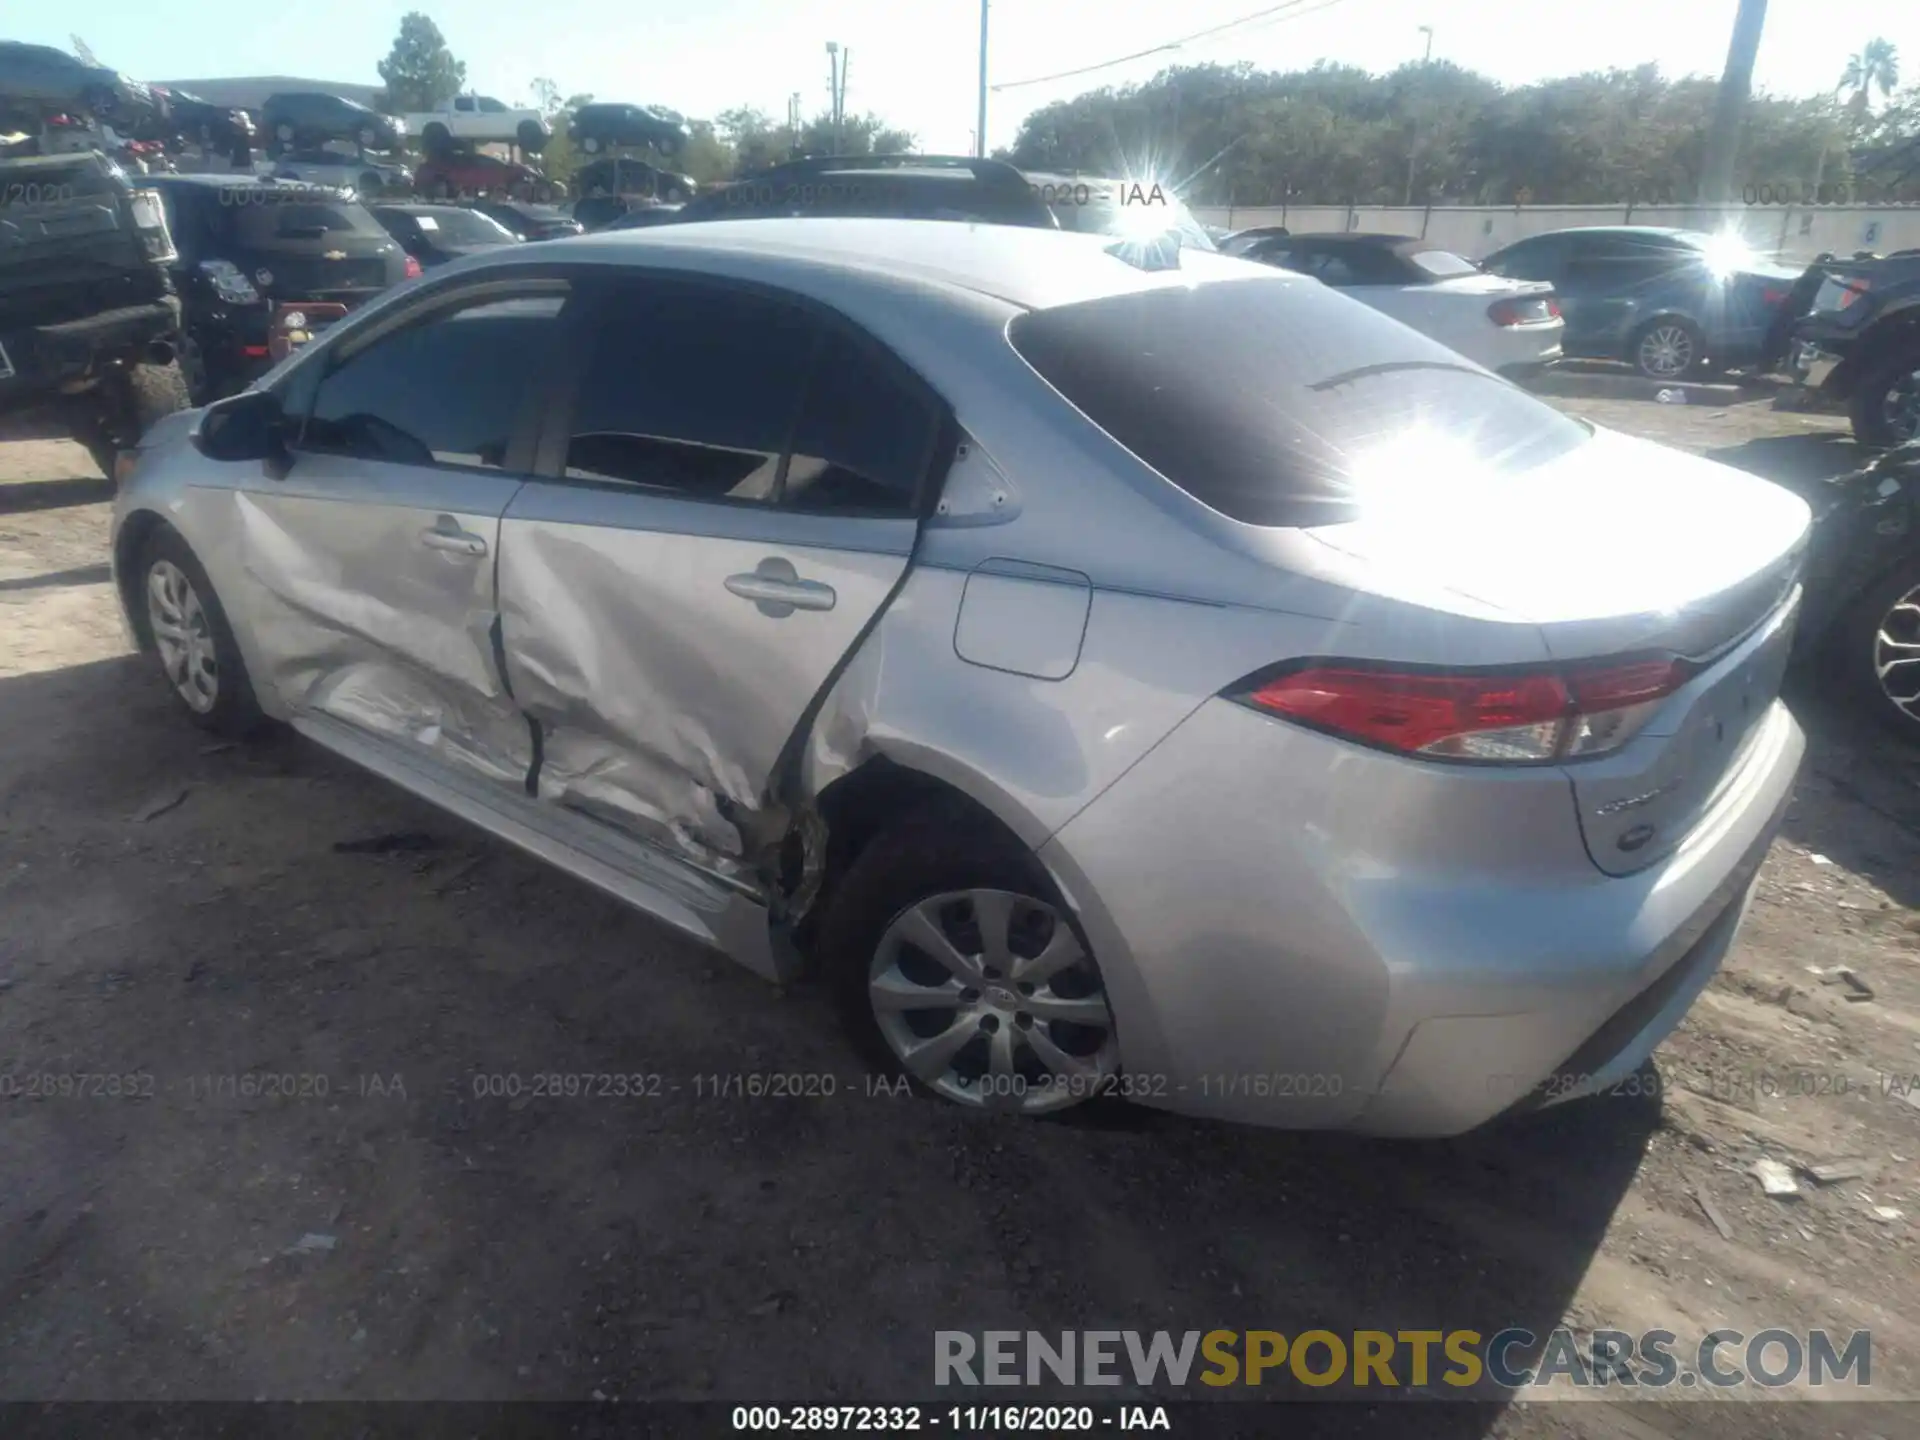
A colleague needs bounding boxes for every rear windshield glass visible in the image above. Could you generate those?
[1036,182,1216,251]
[680,174,1050,227]
[409,209,514,244]
[1408,249,1479,278]
[230,198,384,243]
[1008,276,1591,527]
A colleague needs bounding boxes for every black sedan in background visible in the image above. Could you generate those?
[370,203,523,267]
[1791,440,1920,742]
[468,200,583,241]
[567,102,688,156]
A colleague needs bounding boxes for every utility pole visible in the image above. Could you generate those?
[789,92,802,154]
[1405,27,1433,206]
[825,43,840,155]
[1698,0,1768,205]
[976,0,990,158]
[839,48,850,153]
[1419,24,1433,63]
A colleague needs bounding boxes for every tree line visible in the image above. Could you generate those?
[371,13,1914,203]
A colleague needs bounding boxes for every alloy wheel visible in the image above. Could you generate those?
[146,559,219,713]
[868,888,1119,1113]
[1879,369,1920,445]
[1637,324,1695,379]
[1873,580,1920,729]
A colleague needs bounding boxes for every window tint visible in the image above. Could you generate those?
[1008,277,1590,528]
[1484,238,1560,280]
[563,286,820,503]
[784,331,940,515]
[1408,249,1479,278]
[302,294,566,469]
[232,197,386,244]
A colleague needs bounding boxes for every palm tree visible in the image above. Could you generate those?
[1841,38,1901,119]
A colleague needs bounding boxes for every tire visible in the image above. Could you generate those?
[1630,316,1706,380]
[422,122,451,154]
[814,801,1123,1115]
[656,130,683,158]
[275,122,294,143]
[581,134,602,154]
[1848,349,1920,449]
[359,171,382,194]
[135,526,265,737]
[64,360,190,479]
[517,120,547,155]
[663,182,687,203]
[357,127,378,151]
[1834,555,1920,744]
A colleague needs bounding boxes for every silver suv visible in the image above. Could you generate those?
[112,218,1809,1135]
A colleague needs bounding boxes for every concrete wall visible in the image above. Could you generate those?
[1191,202,1920,264]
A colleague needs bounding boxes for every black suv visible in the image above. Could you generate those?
[260,93,403,157]
[566,102,688,157]
[0,150,190,479]
[147,176,414,402]
[1782,252,1920,447]
[672,154,1058,228]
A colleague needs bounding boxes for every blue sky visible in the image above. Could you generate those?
[24,0,1913,153]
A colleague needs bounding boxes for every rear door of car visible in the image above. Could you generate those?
[494,271,950,876]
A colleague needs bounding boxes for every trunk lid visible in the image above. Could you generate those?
[219,193,403,305]
[1305,426,1811,875]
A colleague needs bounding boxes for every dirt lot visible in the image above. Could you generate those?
[2,392,1919,1437]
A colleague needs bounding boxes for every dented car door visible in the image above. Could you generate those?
[235,284,570,787]
[497,279,947,880]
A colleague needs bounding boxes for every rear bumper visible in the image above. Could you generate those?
[0,297,180,403]
[1042,694,1803,1137]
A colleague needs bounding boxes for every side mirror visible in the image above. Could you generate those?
[194,388,291,477]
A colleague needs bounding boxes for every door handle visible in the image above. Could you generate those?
[725,560,836,616]
[419,518,488,557]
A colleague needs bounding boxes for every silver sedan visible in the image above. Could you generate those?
[110,218,1810,1135]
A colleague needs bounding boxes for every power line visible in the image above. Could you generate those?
[991,0,1354,93]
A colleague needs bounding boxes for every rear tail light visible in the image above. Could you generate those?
[1231,657,1694,763]
[1835,279,1872,310]
[403,254,423,279]
[1487,296,1558,326]
[1760,286,1789,306]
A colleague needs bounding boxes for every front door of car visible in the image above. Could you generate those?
[233,278,574,790]
[495,277,948,880]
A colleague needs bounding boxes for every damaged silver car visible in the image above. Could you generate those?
[112,218,1811,1135]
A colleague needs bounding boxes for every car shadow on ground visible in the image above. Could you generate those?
[1702,430,1865,493]
[1779,680,1920,909]
[0,477,115,515]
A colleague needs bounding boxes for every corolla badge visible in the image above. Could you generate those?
[1595,778,1682,817]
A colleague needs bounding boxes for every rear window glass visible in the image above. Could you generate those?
[231,198,384,243]
[1008,276,1590,527]
[1408,249,1479,278]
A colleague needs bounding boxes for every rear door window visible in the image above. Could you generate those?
[1008,276,1590,527]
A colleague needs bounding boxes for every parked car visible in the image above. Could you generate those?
[0,41,161,130]
[672,154,1058,229]
[404,96,548,155]
[1239,232,1564,378]
[1791,441,1920,741]
[152,88,253,151]
[371,202,522,266]
[1779,250,1920,447]
[1480,227,1800,380]
[567,102,688,156]
[467,200,582,241]
[273,149,413,197]
[147,175,416,402]
[115,219,1808,1136]
[574,155,696,203]
[573,194,634,231]
[0,148,188,481]
[259,93,404,157]
[413,151,553,202]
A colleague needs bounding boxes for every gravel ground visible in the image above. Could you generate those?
[1,393,1917,1438]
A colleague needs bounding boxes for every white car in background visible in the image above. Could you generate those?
[1240,231,1564,378]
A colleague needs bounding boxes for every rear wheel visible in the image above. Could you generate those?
[1631,317,1705,380]
[64,359,190,480]
[136,527,264,736]
[517,120,547,154]
[581,134,602,154]
[1849,350,1920,449]
[1836,556,1920,743]
[817,803,1122,1115]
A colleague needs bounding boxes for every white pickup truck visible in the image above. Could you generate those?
[402,96,549,155]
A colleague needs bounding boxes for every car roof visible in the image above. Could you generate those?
[372,203,462,216]
[454,215,1282,310]
[1272,232,1431,247]
[1514,226,1700,241]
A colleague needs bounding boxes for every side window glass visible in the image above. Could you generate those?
[783,330,940,517]
[563,286,820,503]
[301,292,567,469]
